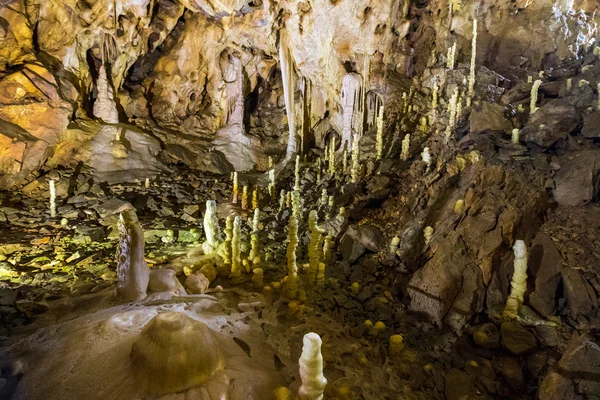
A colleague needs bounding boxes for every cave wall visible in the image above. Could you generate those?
[0,0,598,187]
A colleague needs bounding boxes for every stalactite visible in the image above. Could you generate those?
[93,64,119,124]
[298,333,327,400]
[340,73,364,152]
[280,36,298,160]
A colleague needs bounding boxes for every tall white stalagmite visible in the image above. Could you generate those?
[297,332,327,400]
[280,36,298,160]
[505,240,528,316]
[49,179,56,218]
[467,19,478,106]
[351,133,361,183]
[340,73,363,152]
[202,200,223,254]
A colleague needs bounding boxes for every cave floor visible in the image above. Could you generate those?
[0,163,598,399]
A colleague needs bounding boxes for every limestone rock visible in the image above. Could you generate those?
[553,151,600,207]
[445,368,476,400]
[469,102,510,134]
[528,232,563,317]
[581,111,600,138]
[561,268,598,317]
[521,101,581,149]
[500,322,537,356]
[539,338,600,400]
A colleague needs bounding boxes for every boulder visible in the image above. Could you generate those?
[501,322,537,356]
[553,151,600,206]
[539,338,600,400]
[339,225,384,262]
[184,272,211,294]
[581,111,600,138]
[498,356,524,391]
[445,368,477,400]
[561,268,598,317]
[521,101,581,148]
[528,232,563,317]
[469,102,510,134]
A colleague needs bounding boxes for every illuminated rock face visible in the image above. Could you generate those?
[130,312,224,395]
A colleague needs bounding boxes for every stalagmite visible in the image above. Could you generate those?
[320,189,328,207]
[467,19,478,106]
[144,178,150,189]
[351,133,361,183]
[232,172,239,204]
[431,82,439,110]
[218,216,233,266]
[231,216,242,279]
[292,190,302,221]
[530,80,542,114]
[389,335,404,357]
[93,65,119,124]
[286,214,299,298]
[268,169,276,200]
[376,105,384,160]
[390,237,400,254]
[342,149,348,174]
[116,209,149,302]
[295,155,301,190]
[280,37,298,160]
[252,268,263,287]
[511,129,520,144]
[279,190,286,212]
[422,147,432,168]
[567,78,573,91]
[504,240,528,317]
[323,235,332,263]
[340,73,364,152]
[49,179,56,218]
[308,210,324,285]
[328,136,336,174]
[401,134,410,161]
[597,83,600,110]
[202,200,223,255]
[454,199,465,214]
[446,87,459,135]
[249,208,260,262]
[241,185,248,210]
[252,187,259,210]
[298,332,327,400]
[423,226,433,245]
[327,196,335,218]
[446,42,457,70]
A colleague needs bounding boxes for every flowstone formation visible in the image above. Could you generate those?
[116,209,149,302]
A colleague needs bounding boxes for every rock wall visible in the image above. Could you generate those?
[0,0,598,187]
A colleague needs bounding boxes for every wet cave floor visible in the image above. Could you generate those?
[0,161,599,400]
